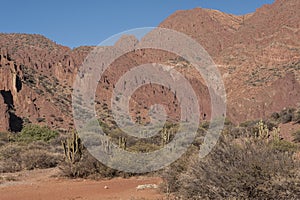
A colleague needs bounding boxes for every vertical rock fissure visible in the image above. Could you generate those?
[0,90,23,132]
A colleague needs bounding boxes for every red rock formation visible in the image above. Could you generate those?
[0,95,9,131]
[159,0,300,123]
[0,0,299,131]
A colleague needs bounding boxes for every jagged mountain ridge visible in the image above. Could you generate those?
[0,0,299,131]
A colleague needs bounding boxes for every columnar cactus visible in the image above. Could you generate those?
[118,136,127,150]
[100,138,112,154]
[62,131,82,164]
[161,127,171,146]
[272,127,281,142]
[255,120,281,142]
[256,120,269,139]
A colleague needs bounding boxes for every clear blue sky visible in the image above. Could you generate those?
[1,0,274,48]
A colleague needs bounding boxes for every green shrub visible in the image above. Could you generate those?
[292,130,300,143]
[281,113,293,123]
[280,108,294,124]
[0,132,14,145]
[271,140,298,152]
[271,112,280,121]
[239,120,259,128]
[128,141,160,153]
[293,110,300,123]
[17,124,58,142]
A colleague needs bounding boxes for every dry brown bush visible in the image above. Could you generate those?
[59,148,118,179]
[20,149,61,170]
[0,140,63,173]
[163,136,300,199]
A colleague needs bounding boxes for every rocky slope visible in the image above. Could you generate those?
[0,0,299,132]
[0,49,74,132]
[159,0,300,122]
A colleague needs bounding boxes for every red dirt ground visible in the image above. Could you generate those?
[0,168,165,200]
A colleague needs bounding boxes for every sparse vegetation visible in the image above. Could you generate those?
[0,125,62,173]
[293,130,300,143]
[162,118,300,199]
[60,131,119,179]
[0,107,299,199]
[270,107,300,124]
[16,124,58,143]
[0,140,62,173]
[162,134,300,199]
[1,3,300,199]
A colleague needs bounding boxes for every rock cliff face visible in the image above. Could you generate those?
[159,0,300,123]
[0,49,74,132]
[0,0,299,131]
[0,51,23,131]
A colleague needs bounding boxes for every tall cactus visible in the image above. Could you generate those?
[118,136,127,150]
[62,131,82,164]
[272,127,281,142]
[161,127,171,146]
[256,120,269,139]
[255,120,281,142]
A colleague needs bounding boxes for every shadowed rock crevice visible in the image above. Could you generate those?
[0,90,23,132]
[8,112,23,132]
[15,74,22,92]
[0,90,14,110]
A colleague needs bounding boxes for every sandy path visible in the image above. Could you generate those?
[0,169,164,200]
